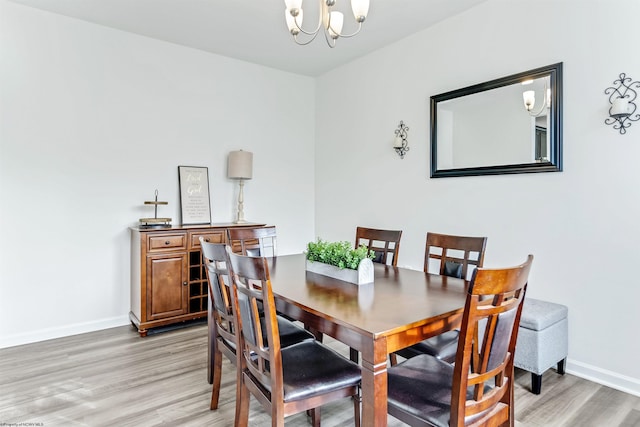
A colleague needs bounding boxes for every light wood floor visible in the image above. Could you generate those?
[1,323,639,427]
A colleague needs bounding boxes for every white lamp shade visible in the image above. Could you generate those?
[327,11,344,38]
[351,0,370,21]
[523,90,535,111]
[285,8,302,34]
[611,97,630,116]
[228,150,253,179]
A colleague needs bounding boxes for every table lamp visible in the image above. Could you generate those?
[227,150,253,224]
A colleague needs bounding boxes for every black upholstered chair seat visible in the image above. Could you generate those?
[388,354,491,427]
[272,316,315,348]
[395,330,460,363]
[219,316,312,353]
[278,340,361,402]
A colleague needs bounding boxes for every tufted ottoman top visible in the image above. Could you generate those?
[520,298,568,331]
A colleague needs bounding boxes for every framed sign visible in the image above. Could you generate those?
[178,166,212,225]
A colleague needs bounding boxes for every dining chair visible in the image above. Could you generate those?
[387,255,533,427]
[227,226,277,257]
[226,225,304,325]
[225,246,362,427]
[352,226,403,363]
[355,226,403,266]
[200,239,314,412]
[394,232,487,364]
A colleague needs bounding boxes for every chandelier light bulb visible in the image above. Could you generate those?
[523,90,536,111]
[327,11,344,39]
[546,88,551,108]
[351,0,370,22]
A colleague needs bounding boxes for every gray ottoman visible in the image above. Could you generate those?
[514,298,568,394]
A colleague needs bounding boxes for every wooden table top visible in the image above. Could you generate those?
[268,254,469,341]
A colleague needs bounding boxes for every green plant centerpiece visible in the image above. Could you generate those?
[305,239,375,285]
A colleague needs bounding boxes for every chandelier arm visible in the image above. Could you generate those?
[528,103,547,117]
[323,29,337,48]
[291,13,323,36]
[335,22,363,38]
[527,83,549,117]
[293,30,321,46]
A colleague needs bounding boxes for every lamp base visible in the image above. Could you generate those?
[233,219,248,224]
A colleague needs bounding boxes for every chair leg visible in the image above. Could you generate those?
[210,350,223,409]
[557,358,566,375]
[353,388,361,427]
[531,373,542,395]
[235,372,250,427]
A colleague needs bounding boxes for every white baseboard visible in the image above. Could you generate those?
[0,316,130,349]
[567,359,640,397]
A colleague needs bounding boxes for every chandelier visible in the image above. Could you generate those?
[284,0,370,48]
[522,79,551,117]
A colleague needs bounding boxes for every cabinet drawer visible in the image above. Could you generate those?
[148,234,187,251]
[190,231,225,248]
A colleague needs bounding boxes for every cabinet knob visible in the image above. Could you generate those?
[183,281,187,286]
[205,238,210,242]
[165,241,170,245]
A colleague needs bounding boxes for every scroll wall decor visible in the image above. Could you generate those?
[605,72,640,135]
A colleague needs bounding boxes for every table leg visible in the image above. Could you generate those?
[360,337,389,427]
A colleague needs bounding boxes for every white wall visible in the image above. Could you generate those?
[315,0,640,395]
[0,1,316,347]
[3,0,639,398]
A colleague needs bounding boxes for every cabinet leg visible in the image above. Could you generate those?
[130,320,148,337]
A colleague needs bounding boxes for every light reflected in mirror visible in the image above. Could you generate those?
[430,63,562,178]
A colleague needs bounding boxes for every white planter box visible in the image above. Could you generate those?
[305,258,374,285]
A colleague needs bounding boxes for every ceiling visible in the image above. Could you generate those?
[9,0,487,77]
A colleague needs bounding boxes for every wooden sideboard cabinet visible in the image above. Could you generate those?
[130,222,265,336]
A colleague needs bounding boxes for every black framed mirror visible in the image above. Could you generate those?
[430,63,563,178]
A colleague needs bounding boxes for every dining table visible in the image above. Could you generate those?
[208,253,469,427]
[207,254,468,427]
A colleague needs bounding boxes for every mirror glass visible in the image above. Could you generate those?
[430,63,563,178]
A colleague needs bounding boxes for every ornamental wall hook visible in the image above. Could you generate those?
[605,72,640,135]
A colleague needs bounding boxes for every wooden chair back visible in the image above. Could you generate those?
[200,238,238,410]
[355,226,402,266]
[225,247,283,402]
[450,255,533,426]
[201,239,236,355]
[225,246,361,427]
[424,232,487,281]
[227,226,277,257]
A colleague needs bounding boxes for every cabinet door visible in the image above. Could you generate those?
[146,253,188,321]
